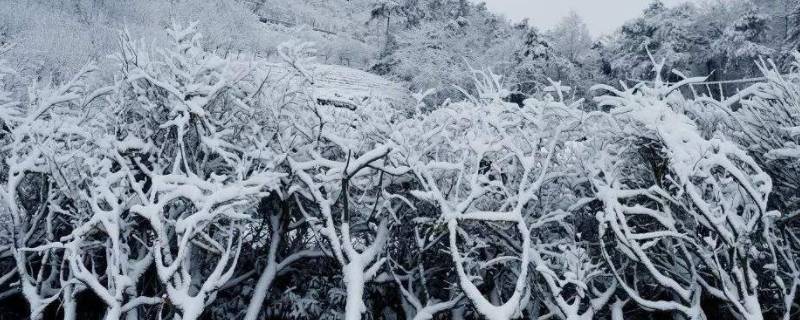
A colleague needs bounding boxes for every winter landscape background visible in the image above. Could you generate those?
[1,0,800,319]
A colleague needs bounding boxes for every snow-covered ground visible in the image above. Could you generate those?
[259,62,415,111]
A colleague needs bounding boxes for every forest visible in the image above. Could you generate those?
[1,0,800,319]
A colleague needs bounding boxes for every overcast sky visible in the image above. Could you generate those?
[479,0,689,37]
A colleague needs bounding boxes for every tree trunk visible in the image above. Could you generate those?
[344,262,367,320]
[385,14,391,49]
[62,285,78,320]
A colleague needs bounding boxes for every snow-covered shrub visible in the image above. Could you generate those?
[701,54,800,320]
[0,50,103,319]
[393,74,601,319]
[0,21,313,320]
[5,8,800,319]
[584,73,778,319]
[717,57,800,218]
[110,22,291,320]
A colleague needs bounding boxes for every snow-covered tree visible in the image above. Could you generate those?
[602,1,707,80]
[548,11,593,63]
[710,12,775,77]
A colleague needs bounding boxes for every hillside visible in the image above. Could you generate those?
[0,0,377,80]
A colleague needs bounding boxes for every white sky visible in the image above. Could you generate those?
[479,0,690,37]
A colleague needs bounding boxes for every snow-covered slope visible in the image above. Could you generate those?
[309,64,414,111]
[262,62,415,111]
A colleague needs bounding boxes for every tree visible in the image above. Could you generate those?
[548,11,593,63]
[710,12,774,78]
[512,26,582,95]
[602,1,707,80]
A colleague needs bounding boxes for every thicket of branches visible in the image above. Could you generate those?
[1,23,800,320]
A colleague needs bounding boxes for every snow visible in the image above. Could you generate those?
[258,61,415,112]
[2,3,800,320]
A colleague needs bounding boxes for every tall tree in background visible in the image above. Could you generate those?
[548,11,593,63]
[369,0,402,47]
[601,1,707,80]
[710,11,774,78]
[751,0,798,47]
[512,24,582,95]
